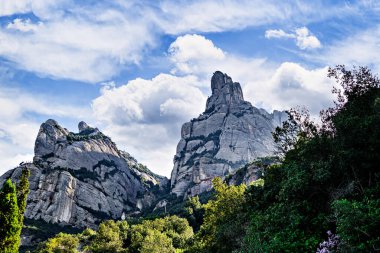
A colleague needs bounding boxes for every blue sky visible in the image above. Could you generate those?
[0,0,379,177]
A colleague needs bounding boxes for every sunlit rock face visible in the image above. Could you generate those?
[0,120,168,228]
[170,71,287,197]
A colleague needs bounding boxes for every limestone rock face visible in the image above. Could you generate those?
[0,120,168,228]
[170,71,287,197]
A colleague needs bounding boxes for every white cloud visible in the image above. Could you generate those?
[244,62,334,115]
[0,2,156,83]
[0,0,31,17]
[265,27,322,50]
[156,0,350,34]
[168,34,226,76]
[265,29,295,39]
[168,34,269,84]
[314,25,380,73]
[0,0,353,83]
[295,27,322,50]
[92,74,207,176]
[157,0,290,34]
[6,18,43,32]
[93,74,205,125]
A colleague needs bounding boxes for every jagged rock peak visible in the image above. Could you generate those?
[206,71,244,111]
[170,72,287,197]
[34,119,69,161]
[78,121,90,132]
[1,118,169,230]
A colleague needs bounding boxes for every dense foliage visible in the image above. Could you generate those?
[194,177,247,253]
[241,65,380,252]
[0,169,30,253]
[35,216,193,253]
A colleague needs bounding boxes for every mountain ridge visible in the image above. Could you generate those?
[0,119,168,229]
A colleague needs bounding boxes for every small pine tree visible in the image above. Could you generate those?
[0,179,22,253]
[0,168,30,253]
[17,169,30,224]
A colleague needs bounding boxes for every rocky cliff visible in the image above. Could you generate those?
[170,71,286,197]
[0,120,168,228]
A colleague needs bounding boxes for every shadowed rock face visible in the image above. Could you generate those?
[170,71,287,197]
[0,120,168,228]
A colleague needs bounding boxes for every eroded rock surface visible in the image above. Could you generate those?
[170,71,286,197]
[0,120,168,228]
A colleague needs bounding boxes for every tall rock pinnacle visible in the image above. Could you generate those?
[205,71,244,112]
[170,71,287,197]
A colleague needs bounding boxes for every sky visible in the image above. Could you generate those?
[0,0,379,177]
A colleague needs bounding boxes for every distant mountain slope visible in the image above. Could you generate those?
[170,71,286,197]
[0,120,168,229]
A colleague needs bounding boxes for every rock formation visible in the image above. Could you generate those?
[0,120,168,228]
[170,71,287,197]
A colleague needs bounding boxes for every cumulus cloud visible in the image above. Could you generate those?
[168,34,269,85]
[294,27,322,49]
[92,74,207,176]
[244,62,334,115]
[265,27,321,50]
[168,34,225,75]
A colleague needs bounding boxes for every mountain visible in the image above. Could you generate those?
[170,71,287,197]
[0,120,168,229]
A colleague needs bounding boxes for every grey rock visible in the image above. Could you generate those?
[225,157,281,186]
[170,71,287,197]
[0,120,168,229]
[78,121,90,132]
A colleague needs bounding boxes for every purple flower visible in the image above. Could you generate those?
[316,231,341,253]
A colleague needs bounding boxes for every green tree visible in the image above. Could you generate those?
[90,220,125,253]
[17,169,30,224]
[197,177,247,253]
[184,196,204,232]
[333,194,380,251]
[36,233,79,253]
[140,229,175,253]
[128,216,193,253]
[0,168,30,253]
[0,179,21,253]
[242,66,380,252]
